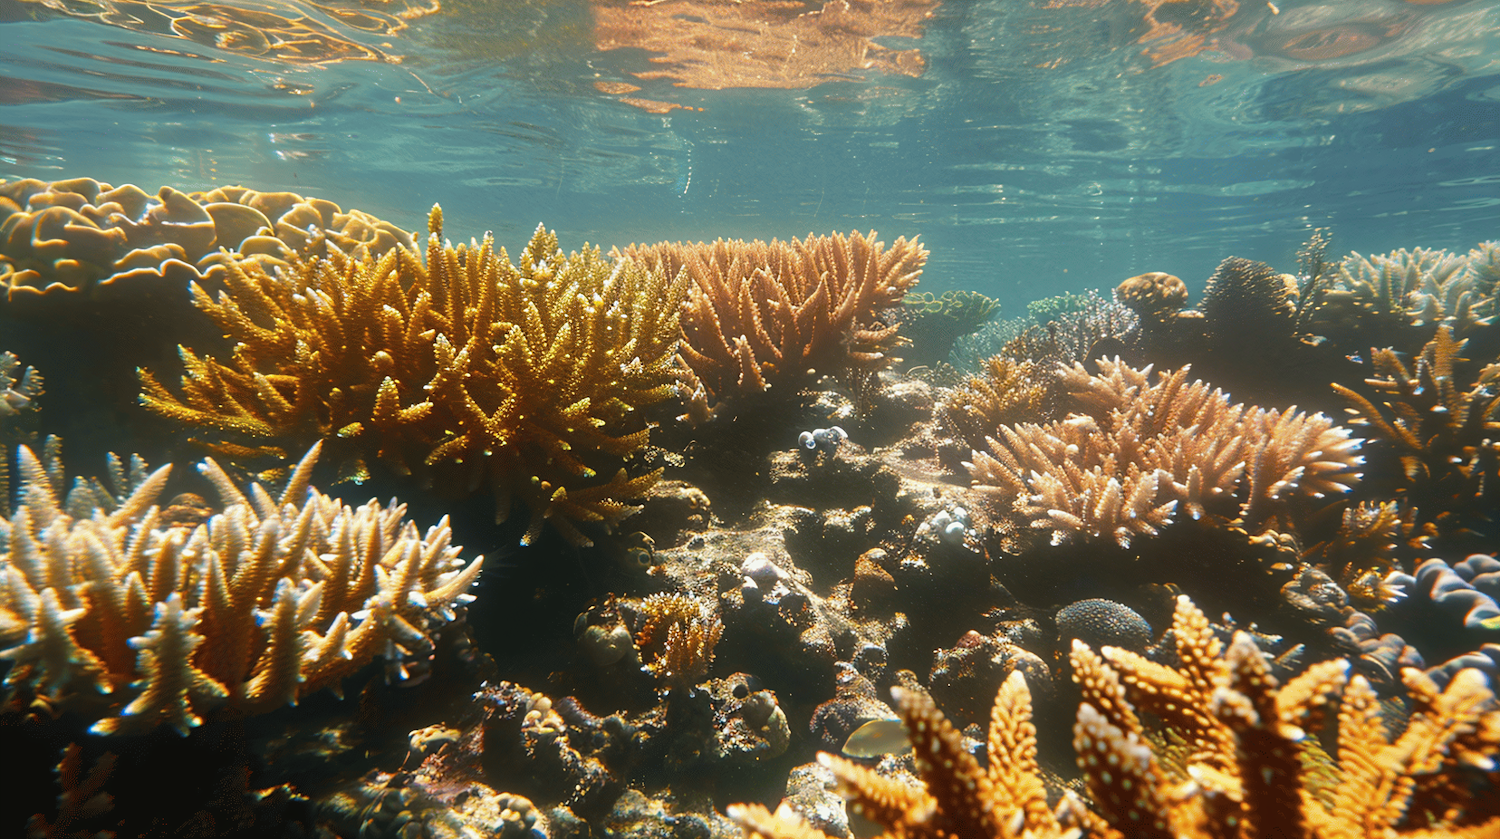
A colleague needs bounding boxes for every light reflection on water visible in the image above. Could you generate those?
[2,0,1498,311]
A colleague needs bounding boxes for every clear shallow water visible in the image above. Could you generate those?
[3,0,1499,315]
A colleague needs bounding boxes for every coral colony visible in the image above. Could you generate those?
[1,176,1498,837]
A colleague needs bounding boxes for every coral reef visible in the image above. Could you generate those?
[1,177,413,310]
[1309,243,1499,350]
[729,595,1500,839]
[1333,325,1499,542]
[999,289,1138,371]
[620,229,926,422]
[0,351,41,421]
[895,289,1001,369]
[141,207,686,545]
[965,358,1363,547]
[0,441,483,735]
[937,354,1051,455]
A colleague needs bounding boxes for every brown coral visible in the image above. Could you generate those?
[140,206,687,546]
[1116,271,1188,321]
[1333,325,1500,540]
[0,441,484,736]
[728,594,1500,839]
[619,230,926,420]
[965,358,1363,547]
[0,178,413,310]
[938,354,1051,455]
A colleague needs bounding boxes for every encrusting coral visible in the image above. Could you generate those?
[0,441,484,735]
[140,205,687,545]
[1,178,413,309]
[728,595,1500,839]
[619,230,926,421]
[966,357,1364,547]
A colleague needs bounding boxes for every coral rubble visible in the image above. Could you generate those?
[0,441,483,735]
[140,206,687,545]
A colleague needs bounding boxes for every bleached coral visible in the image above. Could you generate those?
[0,441,483,736]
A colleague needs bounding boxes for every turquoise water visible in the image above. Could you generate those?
[5,0,1499,316]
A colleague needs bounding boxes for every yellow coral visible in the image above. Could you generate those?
[0,442,483,735]
[728,594,1500,839]
[141,207,688,545]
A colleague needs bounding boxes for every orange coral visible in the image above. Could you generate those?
[140,207,687,545]
[966,358,1364,547]
[727,594,1500,839]
[0,177,413,309]
[620,230,926,420]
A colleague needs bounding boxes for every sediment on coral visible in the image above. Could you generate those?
[618,229,927,422]
[0,440,483,735]
[140,205,687,545]
[965,358,1364,548]
[728,594,1500,839]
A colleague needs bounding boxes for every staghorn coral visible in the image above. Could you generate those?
[141,206,687,546]
[631,593,724,692]
[619,230,926,421]
[1309,244,1499,348]
[966,358,1364,547]
[13,0,441,65]
[937,354,1051,455]
[0,177,413,309]
[0,441,483,736]
[728,594,1500,839]
[0,351,42,420]
[1333,325,1500,539]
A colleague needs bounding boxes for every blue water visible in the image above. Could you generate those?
[3,0,1499,316]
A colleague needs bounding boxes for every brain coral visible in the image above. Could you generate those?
[141,206,688,546]
[0,177,413,309]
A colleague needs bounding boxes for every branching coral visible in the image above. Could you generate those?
[0,441,483,736]
[1312,245,1498,344]
[632,593,723,692]
[965,358,1363,547]
[938,354,1051,455]
[619,230,926,420]
[141,206,687,545]
[0,351,42,420]
[1333,325,1500,538]
[1,178,413,309]
[727,595,1500,839]
[999,289,1138,371]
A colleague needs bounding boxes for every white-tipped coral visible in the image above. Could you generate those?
[0,440,483,735]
